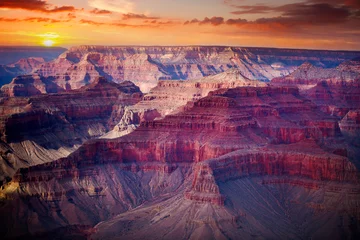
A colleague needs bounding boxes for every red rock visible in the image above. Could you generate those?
[22,46,360,93]
[12,85,350,185]
[0,77,142,183]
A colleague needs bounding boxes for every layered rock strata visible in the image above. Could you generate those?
[10,46,360,93]
[0,77,142,183]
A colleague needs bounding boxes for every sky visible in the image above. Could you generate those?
[0,0,359,50]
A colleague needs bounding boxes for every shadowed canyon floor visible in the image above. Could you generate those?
[0,47,359,240]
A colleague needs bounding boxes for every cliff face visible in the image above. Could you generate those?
[0,77,142,183]
[0,58,46,86]
[272,62,360,86]
[0,46,66,86]
[1,82,359,239]
[1,49,360,239]
[107,68,268,137]
[11,85,350,182]
[0,74,64,97]
[272,60,360,118]
[10,46,359,93]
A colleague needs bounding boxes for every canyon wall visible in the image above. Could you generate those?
[3,46,359,94]
[0,77,142,183]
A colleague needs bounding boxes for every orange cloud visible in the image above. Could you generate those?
[0,0,76,13]
[90,8,112,15]
[0,17,64,23]
[122,13,160,20]
[79,19,169,28]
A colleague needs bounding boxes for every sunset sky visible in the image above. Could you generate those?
[0,0,359,50]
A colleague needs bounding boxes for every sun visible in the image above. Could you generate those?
[43,39,54,47]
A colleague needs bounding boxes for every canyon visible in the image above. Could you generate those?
[0,46,359,240]
[0,77,142,184]
[0,47,66,86]
[2,46,359,95]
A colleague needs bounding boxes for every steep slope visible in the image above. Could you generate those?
[0,74,64,97]
[19,46,360,92]
[272,61,360,118]
[1,85,358,239]
[0,77,142,183]
[272,62,360,88]
[106,68,267,138]
[0,58,45,86]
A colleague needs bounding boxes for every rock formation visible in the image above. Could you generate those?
[106,68,267,138]
[1,84,359,239]
[0,77,142,184]
[272,60,360,118]
[0,74,64,97]
[0,46,66,85]
[10,46,359,93]
[0,47,360,240]
[0,58,45,86]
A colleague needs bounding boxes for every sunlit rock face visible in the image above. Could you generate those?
[0,77,142,183]
[271,60,360,118]
[16,46,360,93]
[106,68,268,138]
[1,83,359,239]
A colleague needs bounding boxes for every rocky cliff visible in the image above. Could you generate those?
[272,60,360,118]
[0,77,142,184]
[1,84,359,239]
[0,58,46,86]
[106,68,267,138]
[0,46,66,86]
[0,48,360,239]
[11,46,359,93]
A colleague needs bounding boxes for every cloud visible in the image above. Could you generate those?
[79,18,172,28]
[184,19,200,25]
[0,17,72,23]
[185,17,224,26]
[226,18,248,25]
[230,5,274,15]
[228,2,357,27]
[122,13,159,20]
[88,0,134,14]
[90,8,112,14]
[0,0,76,13]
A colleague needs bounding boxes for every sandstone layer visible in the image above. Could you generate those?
[11,46,360,93]
[0,77,142,184]
[107,68,267,138]
[1,85,359,239]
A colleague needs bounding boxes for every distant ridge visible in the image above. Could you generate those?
[0,46,66,65]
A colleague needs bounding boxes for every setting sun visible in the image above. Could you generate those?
[43,39,54,47]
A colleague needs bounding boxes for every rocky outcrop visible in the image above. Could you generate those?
[340,110,360,145]
[0,58,46,86]
[1,51,360,239]
[0,77,142,183]
[272,62,360,88]
[1,82,359,239]
[19,46,359,93]
[0,46,66,86]
[185,142,358,206]
[0,74,64,97]
[271,60,360,119]
[107,69,267,137]
[12,86,345,184]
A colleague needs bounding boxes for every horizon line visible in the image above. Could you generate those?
[1,44,360,53]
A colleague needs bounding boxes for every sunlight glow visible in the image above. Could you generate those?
[43,39,54,47]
